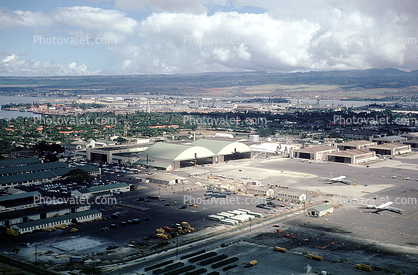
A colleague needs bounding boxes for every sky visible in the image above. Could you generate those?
[0,0,417,76]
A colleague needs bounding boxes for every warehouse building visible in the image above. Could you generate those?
[369,143,411,156]
[0,191,42,211]
[276,190,306,202]
[146,173,185,185]
[371,136,406,144]
[336,140,376,151]
[0,158,41,168]
[0,165,100,188]
[0,162,68,177]
[294,145,337,160]
[0,203,90,227]
[10,209,102,235]
[309,204,334,217]
[71,182,130,199]
[327,149,377,164]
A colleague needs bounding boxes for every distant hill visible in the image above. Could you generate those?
[1,68,418,95]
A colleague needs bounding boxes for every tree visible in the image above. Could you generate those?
[62,169,90,184]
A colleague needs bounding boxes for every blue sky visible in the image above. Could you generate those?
[1,0,417,76]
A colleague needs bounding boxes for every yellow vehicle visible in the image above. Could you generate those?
[70,228,79,233]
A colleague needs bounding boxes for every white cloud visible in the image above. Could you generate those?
[0,54,100,76]
[0,7,52,28]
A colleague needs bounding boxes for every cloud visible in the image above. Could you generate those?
[0,54,101,76]
[111,0,228,13]
[0,7,52,28]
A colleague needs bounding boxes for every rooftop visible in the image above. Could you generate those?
[0,191,41,203]
[338,140,375,146]
[81,182,129,194]
[12,209,101,230]
[369,143,411,149]
[0,158,40,168]
[310,204,333,212]
[328,149,373,157]
[296,145,337,153]
[0,162,68,176]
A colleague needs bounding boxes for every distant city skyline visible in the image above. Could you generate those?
[1,0,418,76]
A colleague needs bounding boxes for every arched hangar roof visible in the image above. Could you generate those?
[140,143,214,161]
[191,139,252,155]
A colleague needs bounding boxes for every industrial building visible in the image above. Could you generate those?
[0,162,68,177]
[327,149,377,164]
[10,209,102,234]
[71,182,130,199]
[336,140,376,151]
[0,191,42,211]
[368,143,412,156]
[86,144,149,164]
[309,204,334,217]
[245,185,274,197]
[0,157,40,168]
[145,173,185,185]
[134,139,252,170]
[0,203,90,227]
[293,145,337,160]
[0,158,99,188]
[276,190,306,202]
[371,136,406,144]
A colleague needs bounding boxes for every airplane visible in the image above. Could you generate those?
[363,201,404,214]
[320,174,353,185]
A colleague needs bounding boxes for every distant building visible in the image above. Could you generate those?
[401,132,418,140]
[246,185,274,197]
[336,140,376,151]
[371,136,406,144]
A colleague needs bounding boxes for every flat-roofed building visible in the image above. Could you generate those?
[369,143,411,156]
[87,144,149,164]
[294,145,337,160]
[309,204,334,217]
[10,209,101,234]
[246,185,274,197]
[327,149,377,164]
[276,190,306,202]
[0,203,90,227]
[0,191,42,211]
[71,182,130,199]
[146,173,185,185]
[371,136,406,144]
[0,158,40,168]
[336,140,376,151]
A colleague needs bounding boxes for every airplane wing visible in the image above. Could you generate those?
[374,206,404,214]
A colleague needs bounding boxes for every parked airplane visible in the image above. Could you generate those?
[364,201,404,214]
[320,174,352,185]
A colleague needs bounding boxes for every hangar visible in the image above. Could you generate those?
[336,140,376,151]
[403,139,418,149]
[86,144,149,164]
[135,140,252,170]
[327,149,377,164]
[294,145,337,160]
[191,139,252,163]
[369,143,411,155]
[371,136,406,144]
[135,143,215,170]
